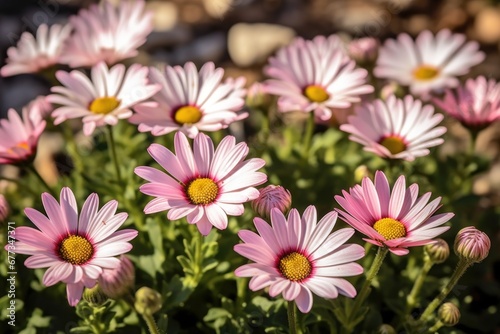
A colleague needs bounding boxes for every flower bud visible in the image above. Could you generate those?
[251,185,292,220]
[348,37,379,63]
[438,302,460,326]
[454,226,490,263]
[135,287,162,315]
[424,238,449,264]
[0,194,10,222]
[99,255,135,299]
[83,284,108,306]
[378,324,396,334]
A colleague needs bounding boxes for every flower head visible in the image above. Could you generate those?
[10,187,137,306]
[0,106,46,165]
[60,0,153,68]
[340,95,446,161]
[48,61,159,136]
[438,302,460,326]
[374,29,484,99]
[234,206,365,313]
[1,23,71,77]
[264,34,373,121]
[251,185,292,219]
[335,171,453,255]
[99,255,135,299]
[129,62,247,138]
[135,131,267,235]
[454,226,490,263]
[433,76,500,129]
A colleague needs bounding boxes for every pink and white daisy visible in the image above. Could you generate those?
[47,61,159,136]
[135,131,267,235]
[0,23,72,77]
[0,106,46,165]
[60,0,153,68]
[340,95,446,161]
[234,206,365,313]
[129,62,247,138]
[264,34,373,121]
[335,171,454,256]
[11,187,137,306]
[433,76,500,129]
[374,29,485,98]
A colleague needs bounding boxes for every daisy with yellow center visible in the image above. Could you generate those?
[10,187,137,306]
[264,34,373,121]
[135,131,267,235]
[235,206,365,313]
[335,171,454,255]
[340,95,446,161]
[130,62,247,139]
[374,29,484,99]
[48,61,159,136]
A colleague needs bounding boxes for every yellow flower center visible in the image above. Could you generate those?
[89,96,120,115]
[380,135,406,155]
[174,105,203,124]
[412,65,439,81]
[7,141,30,155]
[304,85,329,103]
[278,252,312,281]
[59,235,94,265]
[373,218,406,240]
[186,178,219,205]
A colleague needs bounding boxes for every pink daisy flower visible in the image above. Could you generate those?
[433,76,500,129]
[0,106,46,165]
[60,0,153,68]
[340,95,446,161]
[0,23,72,77]
[264,34,374,121]
[129,62,247,138]
[374,29,485,99]
[234,206,365,313]
[11,187,137,306]
[335,171,454,256]
[135,131,267,235]
[47,61,159,136]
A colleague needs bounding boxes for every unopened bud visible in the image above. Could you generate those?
[83,284,108,306]
[99,255,135,299]
[378,324,396,334]
[135,287,162,315]
[425,238,450,264]
[454,226,490,263]
[251,185,292,220]
[438,302,460,326]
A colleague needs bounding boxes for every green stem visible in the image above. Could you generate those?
[26,164,57,197]
[301,112,315,161]
[142,312,160,334]
[105,125,122,183]
[344,247,389,331]
[418,258,471,322]
[468,129,479,156]
[61,123,85,188]
[427,320,443,333]
[287,301,299,334]
[406,258,434,315]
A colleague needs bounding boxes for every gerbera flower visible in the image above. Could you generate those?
[433,76,500,129]
[0,106,46,165]
[135,131,267,235]
[234,206,365,313]
[47,61,159,136]
[340,95,446,161]
[264,34,374,121]
[374,29,485,98]
[0,23,71,77]
[60,0,153,68]
[335,171,454,256]
[11,187,137,306]
[129,62,247,138]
